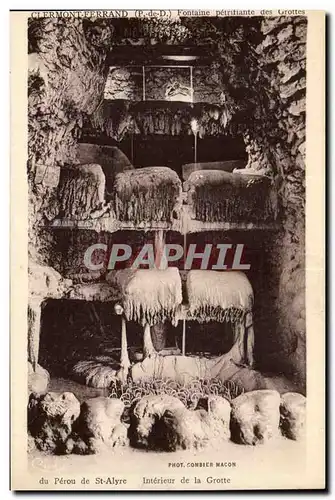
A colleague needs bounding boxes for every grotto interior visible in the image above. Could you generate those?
[28,15,307,419]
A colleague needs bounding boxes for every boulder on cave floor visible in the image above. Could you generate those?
[129,394,185,449]
[159,395,231,451]
[219,361,303,395]
[230,389,281,445]
[28,391,81,454]
[68,397,128,454]
[280,392,306,441]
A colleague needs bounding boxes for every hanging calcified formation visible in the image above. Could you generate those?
[117,268,182,327]
[184,170,276,223]
[186,270,253,324]
[85,102,233,140]
[58,163,106,220]
[113,166,182,225]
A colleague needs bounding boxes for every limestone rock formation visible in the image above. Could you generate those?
[182,159,246,181]
[113,267,183,327]
[230,389,281,445]
[184,170,275,223]
[86,101,234,141]
[58,164,106,220]
[28,362,50,395]
[129,394,185,449]
[72,360,118,389]
[113,166,182,225]
[27,433,36,453]
[27,18,110,264]
[28,391,80,453]
[248,16,307,386]
[75,143,134,196]
[186,270,254,323]
[222,363,302,395]
[28,261,72,300]
[28,18,108,176]
[131,355,213,385]
[68,397,128,454]
[280,392,306,440]
[28,262,72,368]
[159,395,231,451]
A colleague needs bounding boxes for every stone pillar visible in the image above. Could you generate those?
[152,230,168,351]
[27,298,43,370]
[143,324,157,358]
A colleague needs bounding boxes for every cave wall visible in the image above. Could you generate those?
[28,18,112,261]
[244,16,306,387]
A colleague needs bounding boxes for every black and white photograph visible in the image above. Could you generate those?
[10,9,325,491]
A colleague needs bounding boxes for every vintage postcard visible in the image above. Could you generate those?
[10,9,325,491]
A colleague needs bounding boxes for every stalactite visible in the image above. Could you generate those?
[186,271,253,324]
[85,102,234,140]
[116,268,183,327]
[117,316,130,383]
[187,306,247,324]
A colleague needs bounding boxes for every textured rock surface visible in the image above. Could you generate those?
[72,360,118,389]
[28,391,80,453]
[222,364,301,395]
[104,67,143,100]
[58,164,106,220]
[104,64,225,104]
[28,433,36,453]
[68,397,128,454]
[280,392,306,440]
[76,143,133,196]
[114,268,183,327]
[239,17,307,387]
[28,18,110,259]
[28,262,72,367]
[86,101,233,140]
[159,395,231,451]
[28,362,50,394]
[29,261,72,300]
[185,170,276,223]
[130,355,211,384]
[230,389,281,445]
[113,166,182,224]
[129,394,185,449]
[186,270,253,323]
